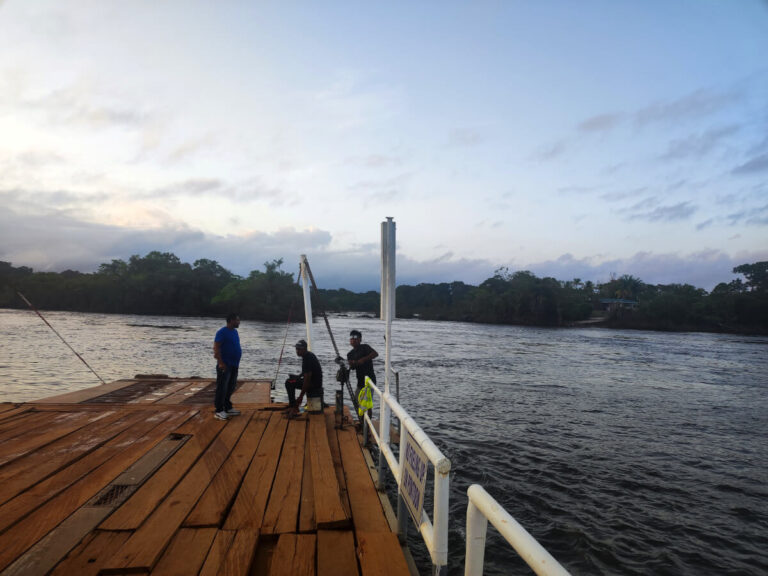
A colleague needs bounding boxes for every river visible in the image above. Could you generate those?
[1,308,766,575]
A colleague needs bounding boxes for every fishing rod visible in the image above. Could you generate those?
[16,291,107,385]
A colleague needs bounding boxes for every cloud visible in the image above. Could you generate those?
[634,87,740,127]
[346,154,403,168]
[726,203,768,227]
[446,127,487,147]
[519,249,768,291]
[625,201,697,223]
[659,125,739,160]
[732,152,768,175]
[577,113,623,133]
[533,140,567,161]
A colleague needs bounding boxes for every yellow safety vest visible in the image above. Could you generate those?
[357,376,374,417]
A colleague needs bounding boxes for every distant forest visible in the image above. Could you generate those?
[1,252,767,335]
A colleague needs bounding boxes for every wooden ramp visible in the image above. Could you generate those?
[0,378,413,575]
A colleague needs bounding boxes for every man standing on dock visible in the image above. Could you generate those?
[285,339,323,415]
[213,313,242,421]
[347,329,378,393]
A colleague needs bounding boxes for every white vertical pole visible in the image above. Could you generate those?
[379,217,395,488]
[464,499,489,576]
[299,255,313,350]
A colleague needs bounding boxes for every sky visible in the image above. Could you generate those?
[1,1,767,292]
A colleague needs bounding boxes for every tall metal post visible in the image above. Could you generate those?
[299,255,313,350]
[378,217,395,490]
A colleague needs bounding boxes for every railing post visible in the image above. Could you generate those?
[464,498,489,576]
[378,217,395,490]
[299,255,313,350]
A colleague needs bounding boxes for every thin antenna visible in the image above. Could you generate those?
[17,291,107,385]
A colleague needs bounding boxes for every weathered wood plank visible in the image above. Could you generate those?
[261,417,306,535]
[128,378,196,404]
[230,380,272,404]
[49,531,131,576]
[0,409,114,467]
[0,408,196,572]
[100,414,251,573]
[31,380,137,404]
[325,409,352,518]
[298,430,316,533]
[318,530,359,576]
[0,506,112,576]
[198,530,236,576]
[309,413,350,529]
[269,533,316,576]
[222,412,288,530]
[337,425,390,533]
[184,412,270,528]
[0,410,147,507]
[216,528,259,576]
[156,380,211,405]
[99,410,234,530]
[151,527,218,576]
[356,532,411,576]
[0,412,52,442]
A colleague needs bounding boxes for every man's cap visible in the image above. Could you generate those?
[349,330,362,339]
[295,339,308,349]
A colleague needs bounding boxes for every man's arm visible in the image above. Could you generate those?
[350,346,378,366]
[213,341,226,369]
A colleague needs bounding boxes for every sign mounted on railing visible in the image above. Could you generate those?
[401,429,429,524]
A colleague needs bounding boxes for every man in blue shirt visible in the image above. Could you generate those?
[213,313,242,420]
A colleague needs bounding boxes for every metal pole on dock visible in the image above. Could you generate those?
[299,255,313,350]
[378,217,395,491]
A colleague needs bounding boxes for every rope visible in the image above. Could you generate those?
[17,291,107,385]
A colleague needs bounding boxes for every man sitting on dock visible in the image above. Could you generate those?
[213,313,242,421]
[347,329,378,393]
[285,339,323,415]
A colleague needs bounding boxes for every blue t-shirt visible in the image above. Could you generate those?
[214,327,242,367]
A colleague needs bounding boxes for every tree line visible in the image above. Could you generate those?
[1,253,766,334]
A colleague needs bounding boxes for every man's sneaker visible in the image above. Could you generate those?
[214,411,229,421]
[226,408,241,416]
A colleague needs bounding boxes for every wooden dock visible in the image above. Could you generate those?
[0,377,414,575]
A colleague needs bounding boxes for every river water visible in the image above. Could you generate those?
[1,308,766,575]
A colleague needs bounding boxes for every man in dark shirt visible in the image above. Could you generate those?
[346,329,378,392]
[285,339,323,414]
[213,312,242,421]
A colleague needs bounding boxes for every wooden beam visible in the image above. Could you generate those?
[261,417,306,535]
[151,527,218,576]
[269,534,315,576]
[216,528,259,576]
[318,530,359,576]
[356,532,411,576]
[198,530,235,576]
[308,413,350,529]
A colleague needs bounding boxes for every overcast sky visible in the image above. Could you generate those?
[1,1,767,291]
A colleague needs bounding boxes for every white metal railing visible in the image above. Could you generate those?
[465,485,571,576]
[363,379,451,572]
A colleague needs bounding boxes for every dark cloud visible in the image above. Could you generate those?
[732,152,768,175]
[533,141,567,161]
[726,203,768,227]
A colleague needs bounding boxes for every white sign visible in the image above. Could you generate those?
[401,429,429,525]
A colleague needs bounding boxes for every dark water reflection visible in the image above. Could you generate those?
[1,309,767,575]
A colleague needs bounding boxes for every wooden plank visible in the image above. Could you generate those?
[251,538,277,576]
[222,412,288,530]
[49,531,131,576]
[261,417,307,535]
[318,530,359,576]
[1,506,112,576]
[156,380,211,405]
[230,379,272,404]
[325,409,352,518]
[0,405,33,424]
[269,534,316,576]
[100,412,251,573]
[152,527,218,576]
[128,378,196,404]
[0,409,113,467]
[0,410,147,506]
[0,403,20,415]
[356,532,411,576]
[216,528,259,576]
[298,431,315,533]
[31,379,137,404]
[0,408,196,572]
[99,410,233,530]
[198,530,236,576]
[0,412,52,441]
[337,426,390,533]
[184,412,271,527]
[309,413,350,529]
